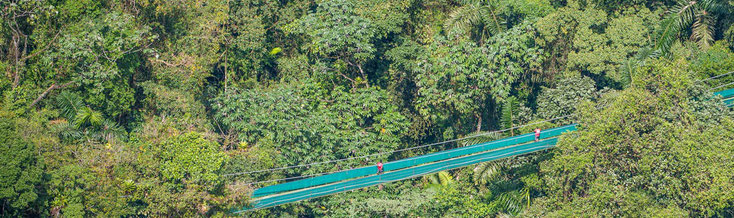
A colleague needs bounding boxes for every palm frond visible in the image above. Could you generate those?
[501,96,518,134]
[477,0,504,35]
[74,107,103,129]
[702,0,728,14]
[473,162,501,186]
[497,190,522,215]
[655,0,727,54]
[654,14,683,57]
[445,4,481,37]
[55,91,83,120]
[654,0,697,56]
[422,171,453,187]
[691,13,714,49]
[444,0,505,40]
[95,119,126,143]
[619,59,634,87]
[437,171,453,185]
[620,47,653,87]
[675,0,696,22]
[522,187,531,209]
[51,121,82,143]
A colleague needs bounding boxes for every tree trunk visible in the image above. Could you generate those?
[8,24,60,90]
[224,51,228,93]
[12,35,21,89]
[476,113,482,132]
[357,64,369,88]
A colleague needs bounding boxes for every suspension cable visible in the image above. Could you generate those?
[699,71,734,82]
[710,80,734,91]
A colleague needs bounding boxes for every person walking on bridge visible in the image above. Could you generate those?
[376,161,384,174]
[376,161,385,190]
[534,128,541,142]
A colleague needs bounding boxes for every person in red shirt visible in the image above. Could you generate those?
[534,128,541,142]
[376,161,384,174]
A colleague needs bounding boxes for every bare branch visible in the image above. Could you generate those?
[20,31,62,62]
[29,81,75,108]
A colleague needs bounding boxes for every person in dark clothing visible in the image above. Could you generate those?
[376,161,384,174]
[534,128,541,142]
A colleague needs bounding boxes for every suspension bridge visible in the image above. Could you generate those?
[231,83,734,213]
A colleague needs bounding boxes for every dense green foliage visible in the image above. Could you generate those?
[0,115,44,216]
[1,0,734,216]
[529,61,734,217]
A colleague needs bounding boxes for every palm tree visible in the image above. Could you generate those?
[656,0,729,55]
[444,0,505,44]
[472,161,532,216]
[54,91,125,143]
